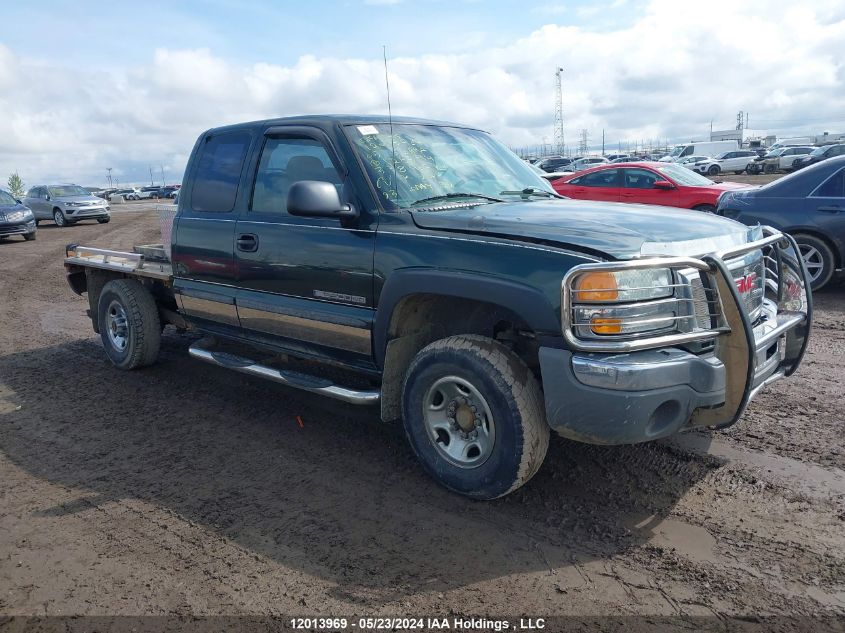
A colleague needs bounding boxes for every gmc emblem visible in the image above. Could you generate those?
[736,272,758,294]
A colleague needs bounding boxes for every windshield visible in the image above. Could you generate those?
[765,148,786,158]
[347,123,554,209]
[0,190,17,205]
[48,185,90,197]
[657,163,714,186]
[714,152,730,159]
[810,146,826,156]
[669,145,687,157]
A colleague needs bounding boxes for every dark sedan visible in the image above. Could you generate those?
[717,156,845,289]
[794,143,845,170]
[0,189,36,241]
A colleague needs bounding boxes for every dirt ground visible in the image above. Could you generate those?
[0,210,843,624]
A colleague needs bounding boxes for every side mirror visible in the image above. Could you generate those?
[15,199,21,204]
[45,195,51,201]
[653,180,674,190]
[287,181,358,219]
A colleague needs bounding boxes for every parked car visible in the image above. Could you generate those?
[677,155,711,169]
[717,156,845,290]
[536,157,572,172]
[794,144,845,170]
[551,162,754,212]
[23,184,111,227]
[109,188,141,201]
[610,156,645,164]
[565,156,609,172]
[137,186,162,200]
[155,186,179,199]
[692,150,758,176]
[751,146,816,174]
[0,189,36,241]
[61,114,810,499]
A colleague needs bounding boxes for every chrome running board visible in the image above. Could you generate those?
[188,339,380,405]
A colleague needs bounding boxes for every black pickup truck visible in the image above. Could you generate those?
[64,115,812,499]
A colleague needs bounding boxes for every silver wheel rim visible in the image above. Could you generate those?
[106,300,129,352]
[423,376,495,469]
[799,244,824,283]
[54,210,64,226]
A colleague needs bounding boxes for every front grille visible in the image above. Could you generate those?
[727,250,765,321]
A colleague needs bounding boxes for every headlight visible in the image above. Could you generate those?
[573,268,673,303]
[4,210,32,222]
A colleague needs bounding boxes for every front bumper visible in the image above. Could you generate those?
[63,207,110,219]
[0,219,36,236]
[541,228,812,445]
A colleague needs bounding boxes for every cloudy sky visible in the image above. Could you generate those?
[1,0,844,188]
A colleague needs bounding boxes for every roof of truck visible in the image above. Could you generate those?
[205,114,482,135]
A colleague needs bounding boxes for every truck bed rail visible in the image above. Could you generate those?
[64,244,173,281]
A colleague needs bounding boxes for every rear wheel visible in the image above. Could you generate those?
[401,334,549,499]
[97,279,161,369]
[794,234,835,290]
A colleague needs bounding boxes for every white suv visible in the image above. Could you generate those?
[693,150,758,176]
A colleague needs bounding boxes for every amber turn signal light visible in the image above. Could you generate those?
[575,271,619,302]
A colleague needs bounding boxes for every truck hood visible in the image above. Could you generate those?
[410,199,754,260]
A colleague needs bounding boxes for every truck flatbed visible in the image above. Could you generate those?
[65,244,173,282]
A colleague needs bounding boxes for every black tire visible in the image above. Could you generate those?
[764,164,776,174]
[97,218,111,224]
[401,334,549,499]
[692,204,716,213]
[708,165,720,176]
[53,208,67,227]
[23,232,36,241]
[793,234,835,291]
[97,279,161,369]
[736,169,746,175]
[34,219,40,226]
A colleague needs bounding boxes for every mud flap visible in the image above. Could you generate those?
[687,256,756,430]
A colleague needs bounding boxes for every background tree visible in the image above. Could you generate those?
[7,172,25,199]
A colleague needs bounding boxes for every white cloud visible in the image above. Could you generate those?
[0,0,844,187]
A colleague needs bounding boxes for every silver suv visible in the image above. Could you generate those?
[24,184,110,227]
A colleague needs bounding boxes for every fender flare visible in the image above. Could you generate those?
[374,268,560,368]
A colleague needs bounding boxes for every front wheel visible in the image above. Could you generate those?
[97,279,162,369]
[23,232,36,241]
[53,209,67,227]
[402,335,549,499]
[707,165,720,176]
[794,234,835,291]
[97,218,111,224]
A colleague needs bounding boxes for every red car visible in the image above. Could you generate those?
[551,161,755,212]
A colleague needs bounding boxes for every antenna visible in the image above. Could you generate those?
[383,45,398,201]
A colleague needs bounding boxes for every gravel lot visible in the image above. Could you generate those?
[0,209,843,623]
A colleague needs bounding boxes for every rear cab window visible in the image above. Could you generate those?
[190,131,251,212]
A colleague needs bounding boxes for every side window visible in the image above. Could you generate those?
[251,137,342,214]
[37,187,47,199]
[623,168,659,189]
[190,131,251,213]
[579,169,620,187]
[813,169,845,198]
[681,146,693,157]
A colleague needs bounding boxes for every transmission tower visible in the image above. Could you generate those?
[553,67,565,155]
[578,128,589,154]
[736,111,745,131]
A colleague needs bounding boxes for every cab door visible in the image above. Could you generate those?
[233,126,377,364]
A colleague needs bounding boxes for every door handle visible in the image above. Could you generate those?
[818,205,841,213]
[236,233,259,252]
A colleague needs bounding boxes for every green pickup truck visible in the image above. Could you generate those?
[64,115,812,499]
